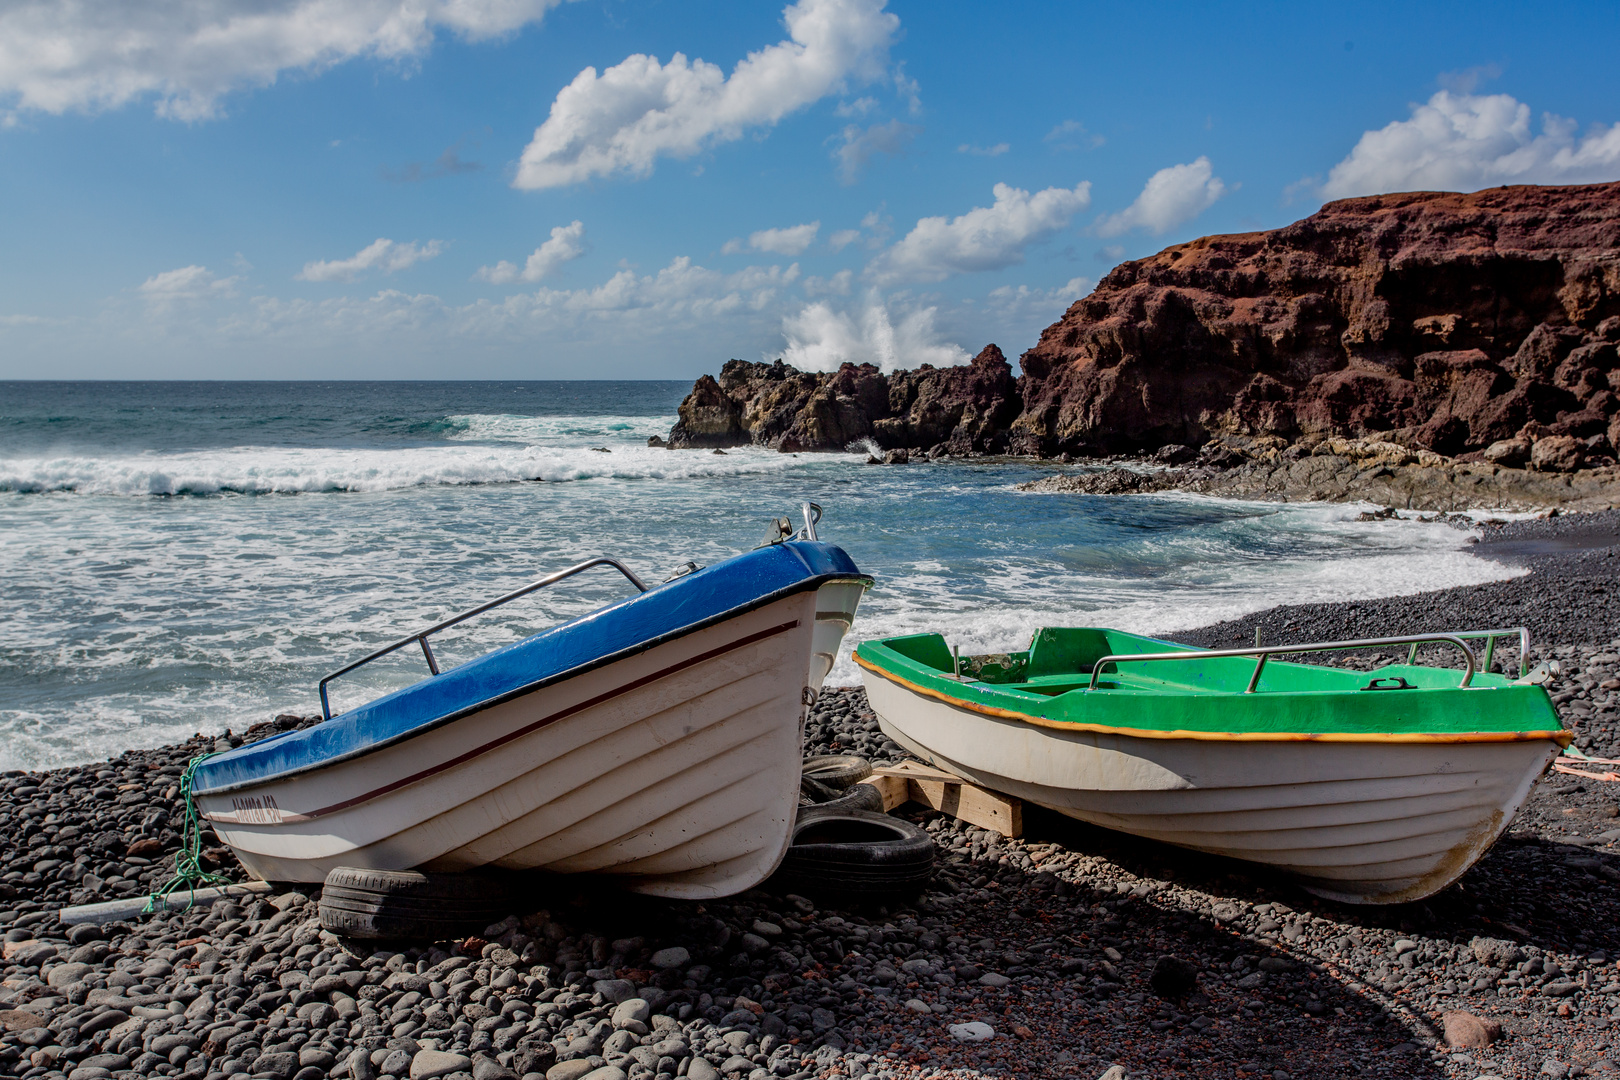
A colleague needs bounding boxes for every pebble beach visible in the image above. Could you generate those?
[5,512,1620,1080]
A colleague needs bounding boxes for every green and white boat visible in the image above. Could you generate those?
[856,626,1568,904]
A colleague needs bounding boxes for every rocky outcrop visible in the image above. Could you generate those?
[668,183,1620,484]
[666,345,1019,453]
[1013,182,1620,459]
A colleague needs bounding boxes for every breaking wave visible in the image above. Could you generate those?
[0,443,796,496]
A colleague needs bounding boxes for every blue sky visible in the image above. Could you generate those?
[2,0,1618,379]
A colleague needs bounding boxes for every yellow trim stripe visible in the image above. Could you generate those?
[854,654,1573,747]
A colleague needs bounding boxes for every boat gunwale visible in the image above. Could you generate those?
[195,569,871,798]
[854,651,1572,747]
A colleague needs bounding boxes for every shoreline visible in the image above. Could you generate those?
[3,517,1619,1080]
[1013,439,1620,515]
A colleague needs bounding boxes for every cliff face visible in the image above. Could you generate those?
[1014,182,1620,457]
[667,182,1620,466]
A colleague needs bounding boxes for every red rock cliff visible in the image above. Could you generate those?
[1013,182,1620,457]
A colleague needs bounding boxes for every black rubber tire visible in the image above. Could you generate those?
[770,808,935,901]
[318,867,514,941]
[802,754,872,791]
[804,783,886,816]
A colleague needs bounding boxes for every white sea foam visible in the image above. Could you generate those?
[824,498,1528,684]
[440,413,676,444]
[0,442,799,496]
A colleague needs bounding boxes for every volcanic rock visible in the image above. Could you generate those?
[1013,182,1620,458]
[665,345,1019,453]
[668,183,1620,479]
[1442,1010,1503,1049]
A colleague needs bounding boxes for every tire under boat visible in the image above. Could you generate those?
[192,535,871,899]
[855,626,1569,905]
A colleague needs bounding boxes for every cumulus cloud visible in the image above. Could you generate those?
[781,291,969,373]
[957,142,1009,157]
[513,0,899,190]
[299,238,443,283]
[833,119,918,183]
[476,221,586,284]
[866,181,1092,285]
[1322,90,1620,198]
[723,222,820,256]
[1094,157,1226,237]
[0,0,569,122]
[138,265,238,301]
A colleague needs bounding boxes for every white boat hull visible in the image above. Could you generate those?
[199,581,861,898]
[864,675,1559,904]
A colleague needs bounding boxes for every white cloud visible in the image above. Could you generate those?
[833,119,918,183]
[802,268,853,297]
[476,221,586,284]
[835,96,877,117]
[781,291,969,373]
[138,264,238,301]
[186,257,805,355]
[0,0,569,122]
[1094,157,1226,237]
[523,257,801,318]
[891,65,920,115]
[1044,119,1103,151]
[957,142,1009,157]
[513,0,899,190]
[726,221,820,256]
[827,228,862,252]
[867,181,1092,285]
[298,238,443,283]
[986,277,1090,320]
[1322,90,1620,198]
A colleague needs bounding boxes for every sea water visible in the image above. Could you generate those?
[0,380,1526,771]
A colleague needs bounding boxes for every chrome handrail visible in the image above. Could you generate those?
[1404,626,1530,677]
[1087,632,1481,694]
[318,557,649,719]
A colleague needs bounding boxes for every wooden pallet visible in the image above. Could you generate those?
[859,759,1023,838]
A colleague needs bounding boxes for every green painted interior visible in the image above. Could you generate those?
[856,629,1563,736]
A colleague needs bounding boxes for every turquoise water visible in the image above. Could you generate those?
[0,380,1523,771]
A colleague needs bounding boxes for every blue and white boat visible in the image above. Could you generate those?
[192,506,870,898]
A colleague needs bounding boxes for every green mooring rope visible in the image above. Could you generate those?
[143,751,230,914]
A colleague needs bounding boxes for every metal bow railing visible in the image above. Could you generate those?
[318,557,648,719]
[1087,632,1490,694]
